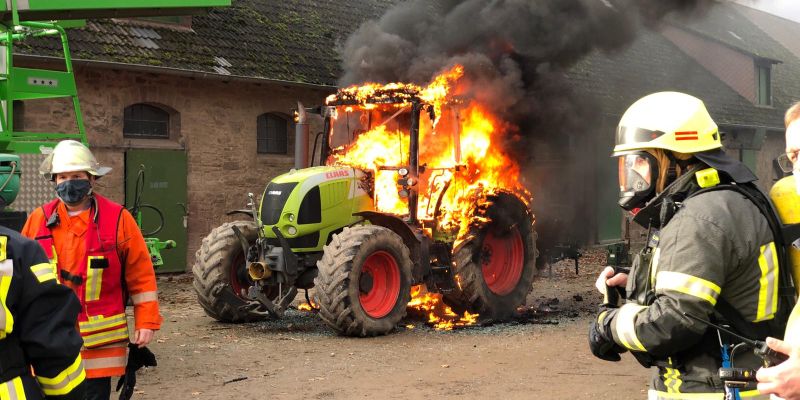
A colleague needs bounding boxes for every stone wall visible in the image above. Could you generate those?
[19,64,333,270]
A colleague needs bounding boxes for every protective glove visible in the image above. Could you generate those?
[588,308,625,362]
[116,344,157,400]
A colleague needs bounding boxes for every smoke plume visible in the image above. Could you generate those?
[338,0,719,246]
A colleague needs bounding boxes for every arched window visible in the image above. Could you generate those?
[123,103,171,139]
[257,113,290,154]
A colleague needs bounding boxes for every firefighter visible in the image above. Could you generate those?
[21,140,162,400]
[589,92,791,398]
[0,225,86,399]
[757,101,800,400]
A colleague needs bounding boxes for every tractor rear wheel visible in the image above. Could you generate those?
[192,220,267,322]
[444,193,537,320]
[315,225,412,337]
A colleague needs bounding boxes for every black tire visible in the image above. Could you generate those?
[443,192,537,320]
[314,225,413,337]
[192,220,266,323]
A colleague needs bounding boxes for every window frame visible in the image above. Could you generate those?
[123,103,172,140]
[256,112,291,155]
[755,61,772,106]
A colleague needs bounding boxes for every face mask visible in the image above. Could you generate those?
[56,179,93,205]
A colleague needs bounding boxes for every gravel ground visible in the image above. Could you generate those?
[130,248,651,399]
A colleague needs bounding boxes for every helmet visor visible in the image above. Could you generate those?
[618,153,654,194]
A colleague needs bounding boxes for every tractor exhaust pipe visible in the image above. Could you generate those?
[295,101,309,169]
[247,261,272,280]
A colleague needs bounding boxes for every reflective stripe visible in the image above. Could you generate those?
[650,247,661,287]
[655,271,720,306]
[0,259,14,339]
[131,291,157,304]
[37,354,86,396]
[755,242,779,322]
[648,390,722,399]
[614,303,647,352]
[0,236,6,261]
[0,376,26,400]
[82,327,129,348]
[662,366,682,393]
[85,256,104,301]
[30,262,56,283]
[83,342,128,376]
[79,313,127,334]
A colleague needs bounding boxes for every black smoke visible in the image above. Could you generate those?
[337,0,719,248]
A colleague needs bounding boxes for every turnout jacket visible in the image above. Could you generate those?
[600,168,786,399]
[22,194,161,379]
[0,225,85,399]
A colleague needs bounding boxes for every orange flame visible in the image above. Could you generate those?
[297,299,317,312]
[328,64,529,240]
[407,285,478,331]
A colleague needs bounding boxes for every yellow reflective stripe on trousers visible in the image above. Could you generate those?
[662,364,683,393]
[82,327,129,348]
[0,376,26,400]
[131,291,157,304]
[0,259,14,339]
[36,354,86,396]
[655,271,720,306]
[648,390,722,399]
[30,263,56,283]
[85,257,104,302]
[755,242,779,322]
[614,303,648,351]
[78,313,127,334]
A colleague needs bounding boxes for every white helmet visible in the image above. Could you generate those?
[39,140,112,178]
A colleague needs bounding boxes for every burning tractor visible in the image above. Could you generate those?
[193,66,537,336]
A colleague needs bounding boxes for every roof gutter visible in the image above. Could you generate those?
[15,54,340,90]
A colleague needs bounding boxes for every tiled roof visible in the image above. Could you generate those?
[17,0,397,86]
[568,3,800,130]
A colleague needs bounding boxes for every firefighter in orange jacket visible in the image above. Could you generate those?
[21,140,161,400]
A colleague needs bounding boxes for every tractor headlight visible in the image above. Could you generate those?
[286,225,298,236]
[287,213,295,222]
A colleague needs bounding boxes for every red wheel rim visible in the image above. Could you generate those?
[229,251,252,298]
[481,226,524,296]
[359,250,401,318]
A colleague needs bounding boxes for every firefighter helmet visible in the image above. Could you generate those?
[39,140,111,178]
[613,92,721,156]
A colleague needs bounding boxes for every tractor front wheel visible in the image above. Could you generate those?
[314,225,412,337]
[192,220,267,323]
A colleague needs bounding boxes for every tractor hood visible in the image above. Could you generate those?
[258,165,372,251]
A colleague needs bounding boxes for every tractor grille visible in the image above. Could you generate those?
[266,231,320,249]
[298,186,321,224]
[260,182,297,225]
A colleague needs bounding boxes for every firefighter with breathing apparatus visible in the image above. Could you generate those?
[758,101,800,400]
[589,92,794,398]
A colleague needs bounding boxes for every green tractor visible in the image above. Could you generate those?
[193,87,537,336]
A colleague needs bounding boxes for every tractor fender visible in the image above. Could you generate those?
[226,209,255,219]
[354,211,428,282]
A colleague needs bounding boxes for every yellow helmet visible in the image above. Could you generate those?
[613,92,721,156]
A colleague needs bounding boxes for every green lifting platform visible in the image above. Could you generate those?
[0,0,229,154]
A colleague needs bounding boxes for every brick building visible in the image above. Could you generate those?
[12,1,800,271]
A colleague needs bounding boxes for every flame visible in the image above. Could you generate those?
[407,285,478,330]
[328,64,529,240]
[297,299,317,311]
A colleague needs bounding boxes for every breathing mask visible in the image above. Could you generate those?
[56,179,93,205]
[618,152,658,210]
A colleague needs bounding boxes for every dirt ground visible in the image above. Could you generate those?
[132,249,651,400]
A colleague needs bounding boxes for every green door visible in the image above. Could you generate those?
[125,149,187,273]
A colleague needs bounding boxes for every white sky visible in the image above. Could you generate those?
[734,0,800,22]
